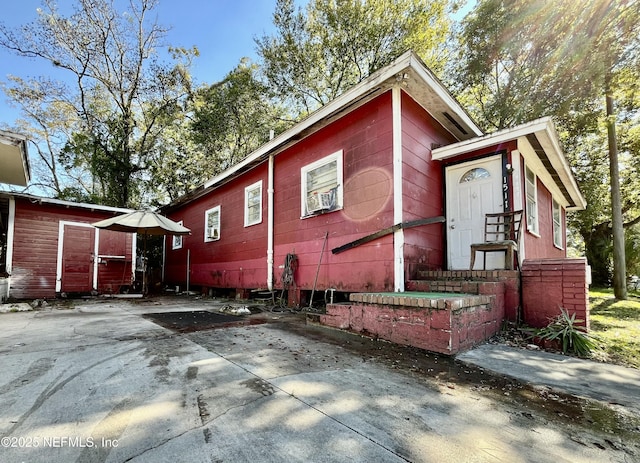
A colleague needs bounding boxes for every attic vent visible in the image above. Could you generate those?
[443,112,468,135]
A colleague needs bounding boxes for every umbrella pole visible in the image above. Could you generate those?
[143,232,148,295]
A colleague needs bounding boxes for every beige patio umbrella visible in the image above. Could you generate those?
[93,211,191,294]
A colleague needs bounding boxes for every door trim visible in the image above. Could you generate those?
[56,221,99,293]
[445,154,506,270]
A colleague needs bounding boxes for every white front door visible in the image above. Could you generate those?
[446,156,505,270]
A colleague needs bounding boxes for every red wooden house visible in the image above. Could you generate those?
[162,51,588,354]
[0,192,135,300]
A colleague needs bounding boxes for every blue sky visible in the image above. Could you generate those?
[0,0,285,124]
[1,0,474,127]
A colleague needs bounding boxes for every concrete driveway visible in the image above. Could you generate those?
[0,297,637,463]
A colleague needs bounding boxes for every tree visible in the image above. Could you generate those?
[256,0,453,117]
[454,0,640,296]
[189,59,290,176]
[0,0,196,208]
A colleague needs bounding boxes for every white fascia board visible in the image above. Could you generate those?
[0,130,30,186]
[2,192,133,214]
[433,117,586,211]
[204,51,482,190]
[407,54,483,138]
[432,117,555,160]
[205,53,414,190]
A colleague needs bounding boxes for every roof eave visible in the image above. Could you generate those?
[164,51,483,210]
[432,117,586,211]
[0,130,31,187]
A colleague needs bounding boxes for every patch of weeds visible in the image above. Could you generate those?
[526,308,598,357]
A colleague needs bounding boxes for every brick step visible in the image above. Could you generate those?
[406,279,506,296]
[347,292,492,310]
[320,294,500,355]
[414,269,519,282]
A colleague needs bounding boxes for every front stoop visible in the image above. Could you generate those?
[407,270,520,322]
[320,291,501,355]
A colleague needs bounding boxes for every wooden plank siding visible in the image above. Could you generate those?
[165,163,269,290]
[11,199,60,298]
[522,176,566,259]
[273,92,395,292]
[9,197,133,299]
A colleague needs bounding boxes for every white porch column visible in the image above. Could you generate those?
[392,86,404,292]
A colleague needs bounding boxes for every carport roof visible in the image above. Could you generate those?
[0,130,30,187]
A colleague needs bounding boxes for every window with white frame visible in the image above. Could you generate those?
[553,199,563,248]
[204,206,221,242]
[525,166,539,234]
[172,220,184,249]
[301,150,343,217]
[244,180,263,227]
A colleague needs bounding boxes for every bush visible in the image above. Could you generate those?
[529,308,598,357]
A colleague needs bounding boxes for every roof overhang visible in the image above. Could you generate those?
[0,130,30,187]
[165,51,482,210]
[0,191,133,214]
[432,117,586,211]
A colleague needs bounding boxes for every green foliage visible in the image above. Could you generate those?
[189,59,290,177]
[256,0,452,116]
[454,0,640,288]
[529,308,598,357]
[0,0,196,208]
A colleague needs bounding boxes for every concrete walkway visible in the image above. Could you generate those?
[457,344,640,416]
[0,298,638,462]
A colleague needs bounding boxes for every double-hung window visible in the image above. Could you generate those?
[525,166,539,234]
[244,181,263,227]
[204,206,221,242]
[172,220,184,250]
[552,199,563,249]
[301,150,343,217]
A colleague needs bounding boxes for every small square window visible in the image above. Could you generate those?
[172,220,184,250]
[301,150,343,217]
[244,180,263,227]
[204,206,221,242]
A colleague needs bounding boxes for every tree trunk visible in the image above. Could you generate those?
[606,88,627,299]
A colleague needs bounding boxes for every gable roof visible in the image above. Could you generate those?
[164,51,483,210]
[432,117,586,211]
[0,130,30,187]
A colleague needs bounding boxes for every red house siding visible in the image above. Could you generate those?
[274,93,395,293]
[401,92,456,275]
[10,198,133,299]
[165,163,269,290]
[11,200,59,298]
[523,177,566,260]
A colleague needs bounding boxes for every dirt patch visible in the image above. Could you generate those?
[143,310,267,333]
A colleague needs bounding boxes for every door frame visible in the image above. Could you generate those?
[444,154,509,270]
[56,221,99,293]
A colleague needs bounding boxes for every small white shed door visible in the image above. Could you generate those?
[446,156,504,270]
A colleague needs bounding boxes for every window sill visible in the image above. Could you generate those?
[301,206,342,219]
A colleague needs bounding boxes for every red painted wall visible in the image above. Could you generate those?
[165,163,269,290]
[164,92,409,294]
[273,93,395,293]
[522,176,566,260]
[10,198,133,299]
[401,92,456,275]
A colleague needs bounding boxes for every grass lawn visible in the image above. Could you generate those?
[589,288,640,369]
